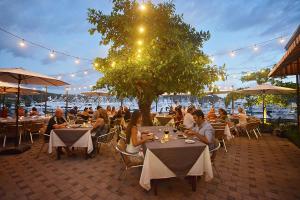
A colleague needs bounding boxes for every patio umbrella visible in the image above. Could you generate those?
[0,67,69,146]
[81,90,109,106]
[236,84,296,123]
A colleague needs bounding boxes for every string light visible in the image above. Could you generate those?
[74,58,80,64]
[138,26,145,33]
[139,4,146,11]
[229,51,236,57]
[19,39,26,47]
[253,45,259,51]
[49,50,55,58]
[137,40,143,45]
[84,71,88,75]
[70,74,75,77]
[279,37,285,44]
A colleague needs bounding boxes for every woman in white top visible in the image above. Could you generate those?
[125,110,153,155]
[183,107,195,129]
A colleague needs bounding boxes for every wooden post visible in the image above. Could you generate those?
[297,73,300,134]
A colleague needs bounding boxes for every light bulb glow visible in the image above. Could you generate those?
[19,40,26,47]
[138,26,145,33]
[49,51,55,58]
[230,51,236,57]
[84,71,88,75]
[139,4,146,11]
[253,45,258,51]
[279,37,285,44]
[71,74,75,77]
[94,62,99,67]
[111,61,116,67]
[137,40,143,45]
[138,49,142,53]
[75,58,80,64]
[57,76,62,80]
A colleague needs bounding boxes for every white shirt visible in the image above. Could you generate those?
[183,113,195,129]
[192,121,215,150]
[126,130,141,154]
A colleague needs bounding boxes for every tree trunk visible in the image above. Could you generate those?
[138,97,153,126]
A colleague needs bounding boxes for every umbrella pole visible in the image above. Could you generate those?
[231,96,234,114]
[65,89,69,118]
[15,77,21,146]
[155,98,158,112]
[297,74,300,133]
[262,94,266,125]
[44,86,48,115]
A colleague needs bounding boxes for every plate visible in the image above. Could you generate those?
[185,139,195,144]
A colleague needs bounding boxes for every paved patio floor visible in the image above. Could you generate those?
[1,134,300,200]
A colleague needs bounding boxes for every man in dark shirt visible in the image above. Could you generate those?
[45,108,67,138]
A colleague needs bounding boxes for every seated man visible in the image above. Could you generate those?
[185,109,215,150]
[45,108,69,154]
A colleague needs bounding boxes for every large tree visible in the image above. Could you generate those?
[87,0,224,125]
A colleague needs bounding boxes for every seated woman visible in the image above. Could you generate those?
[125,110,153,160]
[217,108,229,123]
[207,107,217,121]
[236,107,248,133]
[29,107,39,116]
[80,107,90,121]
[174,106,184,127]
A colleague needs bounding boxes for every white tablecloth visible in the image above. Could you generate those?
[48,130,93,154]
[224,124,234,140]
[139,145,213,190]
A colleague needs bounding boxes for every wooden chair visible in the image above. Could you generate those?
[245,122,259,139]
[115,139,143,180]
[28,121,45,143]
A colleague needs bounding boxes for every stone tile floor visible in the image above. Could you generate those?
[0,134,300,200]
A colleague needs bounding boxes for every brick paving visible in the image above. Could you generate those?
[1,134,300,200]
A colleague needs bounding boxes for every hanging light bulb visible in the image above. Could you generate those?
[138,49,142,53]
[84,71,88,75]
[19,39,26,47]
[49,50,55,58]
[137,40,143,46]
[253,45,259,51]
[94,62,99,67]
[111,61,116,67]
[75,58,80,64]
[229,51,236,57]
[57,76,62,80]
[279,37,285,44]
[139,4,146,11]
[70,74,75,77]
[138,26,145,33]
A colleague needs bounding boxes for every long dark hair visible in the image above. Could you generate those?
[125,110,141,144]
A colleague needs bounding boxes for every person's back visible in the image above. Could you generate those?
[183,112,194,129]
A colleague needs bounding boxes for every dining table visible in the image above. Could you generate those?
[48,126,93,159]
[138,126,213,192]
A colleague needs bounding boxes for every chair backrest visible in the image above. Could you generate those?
[115,139,137,167]
[75,118,84,124]
[210,139,221,163]
[214,129,225,140]
[4,124,23,138]
[30,122,45,133]
[246,122,257,131]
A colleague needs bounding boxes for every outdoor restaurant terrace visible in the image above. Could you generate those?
[0,1,300,200]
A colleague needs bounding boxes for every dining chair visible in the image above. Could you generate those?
[211,123,228,152]
[115,139,143,180]
[96,128,116,154]
[209,139,221,178]
[2,124,23,147]
[36,132,50,158]
[28,121,45,143]
[245,122,259,139]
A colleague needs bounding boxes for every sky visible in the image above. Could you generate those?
[0,0,299,94]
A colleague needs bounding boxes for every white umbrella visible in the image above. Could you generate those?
[0,67,69,146]
[81,90,110,106]
[0,81,42,95]
[236,84,296,123]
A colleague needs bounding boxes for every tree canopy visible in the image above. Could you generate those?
[88,0,224,124]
